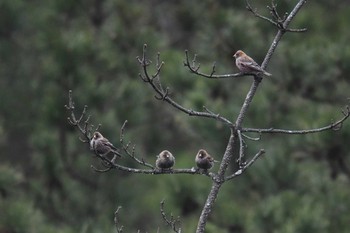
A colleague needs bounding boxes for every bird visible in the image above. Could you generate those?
[156,150,175,170]
[195,149,216,170]
[90,132,121,160]
[233,50,271,76]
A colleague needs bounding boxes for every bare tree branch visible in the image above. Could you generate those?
[91,153,212,176]
[246,0,307,33]
[242,105,350,134]
[119,120,154,169]
[235,77,262,128]
[225,149,266,181]
[196,131,235,232]
[66,90,220,179]
[65,90,93,143]
[137,44,234,127]
[160,200,182,233]
[246,0,278,26]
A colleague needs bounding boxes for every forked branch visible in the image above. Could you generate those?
[119,120,154,169]
[65,90,99,143]
[246,0,307,32]
[137,44,234,127]
[225,149,265,181]
[160,200,182,233]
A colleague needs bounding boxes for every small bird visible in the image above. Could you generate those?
[90,132,121,160]
[195,149,215,170]
[233,50,271,76]
[156,150,175,170]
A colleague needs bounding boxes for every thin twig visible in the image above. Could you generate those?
[246,0,278,26]
[246,0,307,32]
[91,165,112,173]
[118,120,154,169]
[242,133,261,141]
[65,90,92,143]
[160,200,182,233]
[119,120,128,144]
[114,206,124,233]
[225,149,265,181]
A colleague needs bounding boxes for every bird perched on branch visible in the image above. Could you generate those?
[195,149,216,171]
[233,50,271,76]
[156,150,175,170]
[90,132,121,161]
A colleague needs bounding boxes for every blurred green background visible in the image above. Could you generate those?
[1,0,350,232]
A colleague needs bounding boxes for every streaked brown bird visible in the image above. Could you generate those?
[195,149,215,170]
[156,150,175,170]
[233,50,271,76]
[90,132,121,160]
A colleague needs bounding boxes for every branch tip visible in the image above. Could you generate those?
[160,199,182,233]
[114,206,124,233]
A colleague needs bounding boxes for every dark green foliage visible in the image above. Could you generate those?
[1,0,350,232]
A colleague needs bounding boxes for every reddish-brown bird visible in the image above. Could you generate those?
[233,50,271,76]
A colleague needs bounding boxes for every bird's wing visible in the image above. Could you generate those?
[240,60,264,72]
[101,138,117,150]
[102,138,122,157]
